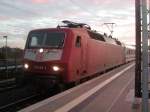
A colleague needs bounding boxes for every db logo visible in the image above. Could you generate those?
[36,53,43,61]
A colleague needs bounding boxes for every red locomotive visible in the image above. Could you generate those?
[23,20,134,88]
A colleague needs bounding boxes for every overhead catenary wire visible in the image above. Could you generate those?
[68,0,118,36]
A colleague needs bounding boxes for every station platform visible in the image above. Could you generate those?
[19,62,149,112]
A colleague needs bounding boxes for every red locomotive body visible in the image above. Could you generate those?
[23,21,134,87]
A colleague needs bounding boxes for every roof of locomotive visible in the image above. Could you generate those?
[29,20,124,46]
[30,27,84,31]
[30,27,123,46]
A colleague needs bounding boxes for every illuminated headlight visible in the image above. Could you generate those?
[52,66,60,72]
[39,48,44,53]
[24,63,29,69]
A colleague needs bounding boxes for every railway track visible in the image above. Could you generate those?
[0,85,17,92]
[0,84,42,112]
[0,83,62,112]
[0,94,40,112]
[0,78,17,92]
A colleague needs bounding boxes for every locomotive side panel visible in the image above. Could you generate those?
[125,47,135,62]
[105,44,125,67]
[86,39,107,75]
[67,29,88,82]
[86,38,125,76]
[67,29,126,82]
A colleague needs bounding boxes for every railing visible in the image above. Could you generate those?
[0,59,22,66]
[0,65,22,70]
[0,59,23,81]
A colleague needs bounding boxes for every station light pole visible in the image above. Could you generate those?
[3,36,8,77]
[135,0,149,111]
[135,0,141,98]
[141,0,149,111]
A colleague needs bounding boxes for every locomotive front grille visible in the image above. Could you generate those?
[33,65,47,71]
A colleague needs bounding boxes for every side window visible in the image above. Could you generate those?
[75,36,81,47]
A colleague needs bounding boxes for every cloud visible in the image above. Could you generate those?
[30,0,57,4]
[0,0,135,48]
[0,16,11,20]
[31,0,50,4]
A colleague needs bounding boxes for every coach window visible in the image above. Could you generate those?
[75,36,81,47]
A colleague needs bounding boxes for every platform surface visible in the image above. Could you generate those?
[20,62,150,112]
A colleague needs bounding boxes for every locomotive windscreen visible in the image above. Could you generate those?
[27,31,65,48]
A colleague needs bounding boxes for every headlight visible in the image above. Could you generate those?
[52,66,60,72]
[39,48,44,53]
[24,63,29,69]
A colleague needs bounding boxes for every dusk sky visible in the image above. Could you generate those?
[0,0,135,48]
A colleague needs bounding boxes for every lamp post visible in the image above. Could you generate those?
[3,36,8,77]
[141,0,149,111]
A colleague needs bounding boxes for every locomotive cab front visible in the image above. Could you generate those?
[23,29,68,86]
